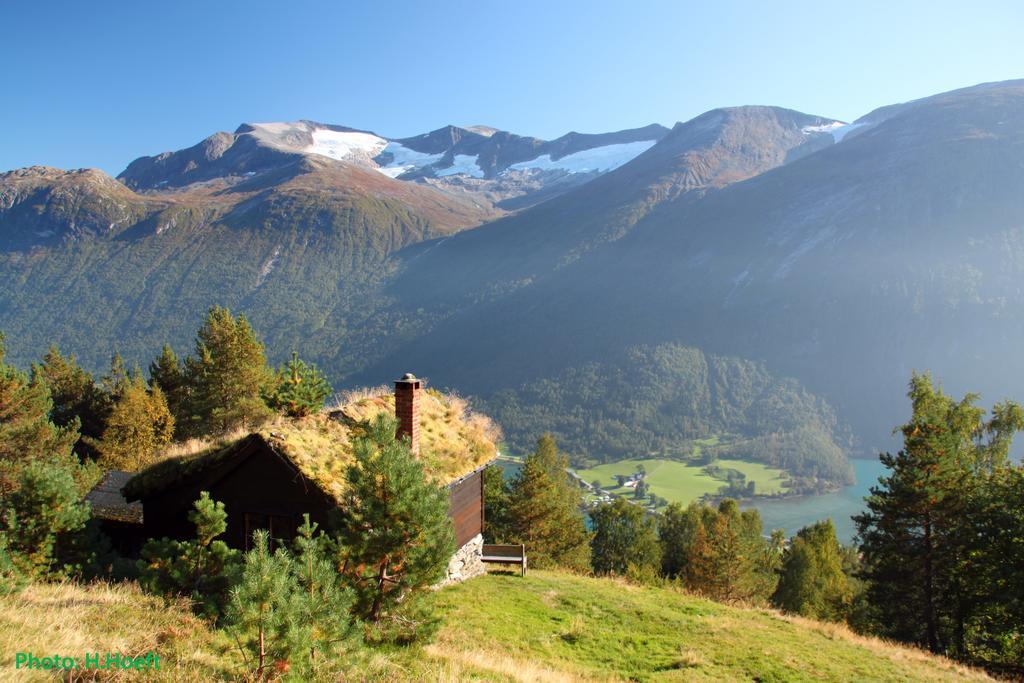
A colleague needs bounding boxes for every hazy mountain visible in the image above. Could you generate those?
[363,80,1024,457]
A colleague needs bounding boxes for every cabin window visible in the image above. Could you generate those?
[244,512,295,550]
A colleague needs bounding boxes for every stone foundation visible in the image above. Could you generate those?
[436,533,485,587]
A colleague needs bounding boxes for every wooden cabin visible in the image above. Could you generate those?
[88,374,498,583]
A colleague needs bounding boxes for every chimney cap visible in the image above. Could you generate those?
[395,372,421,384]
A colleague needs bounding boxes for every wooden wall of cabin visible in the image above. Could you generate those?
[448,469,484,547]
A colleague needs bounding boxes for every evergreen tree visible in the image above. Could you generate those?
[855,373,1024,656]
[589,497,660,577]
[334,415,453,633]
[93,374,174,471]
[183,306,273,435]
[506,434,591,571]
[32,346,109,460]
[100,352,131,400]
[290,515,357,677]
[266,352,333,418]
[772,519,852,621]
[0,332,80,496]
[2,459,91,578]
[149,344,187,434]
[138,492,241,619]
[226,530,296,678]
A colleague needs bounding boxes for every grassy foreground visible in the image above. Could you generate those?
[0,572,990,682]
[0,582,238,681]
[576,458,790,507]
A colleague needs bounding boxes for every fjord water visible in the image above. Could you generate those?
[746,457,888,543]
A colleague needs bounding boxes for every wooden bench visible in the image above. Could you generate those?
[481,544,527,576]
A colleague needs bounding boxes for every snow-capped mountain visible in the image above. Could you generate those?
[117,120,673,210]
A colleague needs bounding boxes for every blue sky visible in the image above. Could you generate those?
[2,0,1022,174]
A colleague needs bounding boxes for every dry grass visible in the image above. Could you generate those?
[156,426,250,461]
[776,612,991,680]
[336,388,500,482]
[0,581,237,681]
[325,384,392,411]
[128,388,500,502]
[423,644,600,683]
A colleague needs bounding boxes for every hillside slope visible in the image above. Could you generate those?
[0,573,990,682]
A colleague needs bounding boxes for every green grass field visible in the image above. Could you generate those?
[576,457,789,508]
[430,570,989,682]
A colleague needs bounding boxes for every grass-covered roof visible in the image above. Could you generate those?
[122,388,500,503]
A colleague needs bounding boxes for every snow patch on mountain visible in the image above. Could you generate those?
[507,140,657,174]
[436,154,485,178]
[801,122,868,143]
[375,142,445,178]
[307,130,387,161]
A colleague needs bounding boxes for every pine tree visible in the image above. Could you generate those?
[100,352,131,401]
[2,459,90,578]
[589,497,660,577]
[855,373,1024,655]
[0,332,80,496]
[183,306,273,436]
[506,434,591,571]
[138,492,241,619]
[772,519,852,621]
[335,415,454,633]
[149,344,187,434]
[226,530,295,677]
[290,515,357,677]
[93,374,174,471]
[32,346,109,460]
[266,352,333,418]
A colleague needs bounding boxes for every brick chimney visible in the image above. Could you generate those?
[394,373,422,456]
